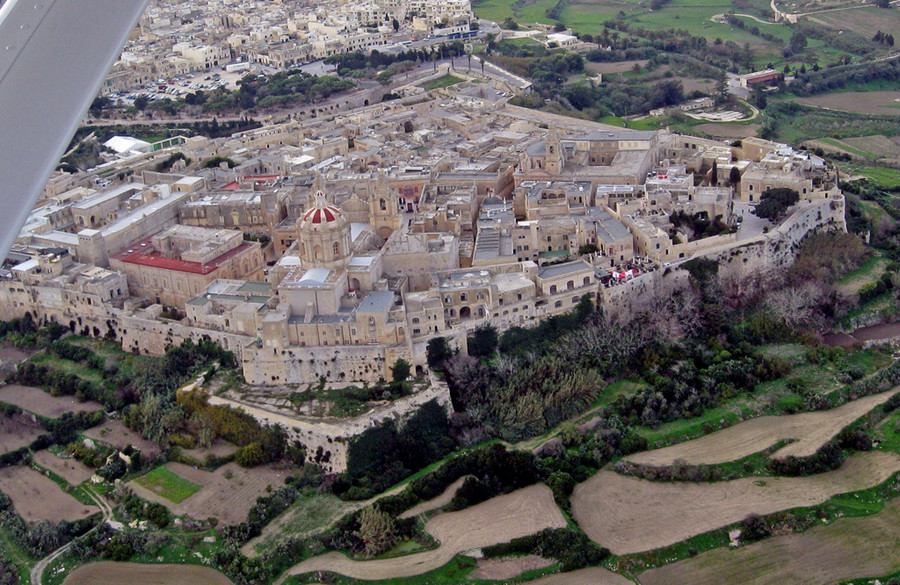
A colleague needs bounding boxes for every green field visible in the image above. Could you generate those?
[819,138,879,160]
[420,74,465,91]
[135,466,202,504]
[855,166,900,190]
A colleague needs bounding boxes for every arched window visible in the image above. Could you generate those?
[333,242,340,256]
[379,198,387,211]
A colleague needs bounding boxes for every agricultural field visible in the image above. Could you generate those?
[851,165,900,190]
[399,475,470,519]
[0,342,36,363]
[129,462,288,524]
[639,497,900,585]
[694,122,761,138]
[0,414,44,454]
[420,74,465,91]
[842,135,900,159]
[134,466,202,504]
[284,484,567,580]
[626,389,898,467]
[796,92,900,117]
[62,562,233,585]
[471,555,554,580]
[32,450,94,486]
[529,566,634,585]
[571,451,900,554]
[0,385,103,419]
[806,6,900,41]
[0,466,97,522]
[83,420,160,460]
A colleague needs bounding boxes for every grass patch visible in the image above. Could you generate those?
[134,466,202,504]
[0,525,35,584]
[756,343,807,362]
[420,74,465,91]
[27,353,104,386]
[856,166,900,190]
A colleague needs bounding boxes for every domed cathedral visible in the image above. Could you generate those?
[297,190,352,269]
[369,170,402,239]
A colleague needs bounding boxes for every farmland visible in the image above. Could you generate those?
[83,420,161,460]
[134,466,202,504]
[129,462,288,524]
[0,385,103,419]
[284,484,567,580]
[63,562,233,585]
[32,450,94,486]
[639,497,900,585]
[0,414,44,454]
[0,466,97,522]
[626,389,898,467]
[571,451,900,555]
[796,92,900,117]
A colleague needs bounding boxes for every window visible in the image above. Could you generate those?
[333,242,340,256]
[412,317,420,324]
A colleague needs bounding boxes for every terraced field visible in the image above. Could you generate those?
[283,484,566,581]
[626,389,898,467]
[639,497,900,585]
[572,451,900,555]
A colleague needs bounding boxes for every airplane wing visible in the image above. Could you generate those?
[0,0,148,258]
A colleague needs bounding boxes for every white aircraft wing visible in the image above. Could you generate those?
[0,0,148,257]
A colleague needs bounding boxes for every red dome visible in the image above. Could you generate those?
[303,205,342,224]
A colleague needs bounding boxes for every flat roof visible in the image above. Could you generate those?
[539,260,592,279]
[111,236,253,275]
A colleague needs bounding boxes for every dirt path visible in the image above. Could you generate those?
[279,484,566,582]
[626,389,898,467]
[572,451,900,555]
[33,486,113,585]
[639,498,900,585]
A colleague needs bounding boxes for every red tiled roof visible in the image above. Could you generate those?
[111,237,254,275]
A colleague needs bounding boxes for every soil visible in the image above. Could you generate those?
[796,92,900,116]
[63,562,233,585]
[399,475,470,519]
[585,60,649,74]
[571,451,900,555]
[283,484,567,581]
[639,497,900,585]
[128,462,288,525]
[0,385,103,419]
[32,450,94,485]
[694,123,761,138]
[626,389,898,466]
[528,567,634,585]
[843,135,900,158]
[83,420,160,460]
[470,555,553,580]
[0,343,36,363]
[0,465,97,522]
[0,414,45,454]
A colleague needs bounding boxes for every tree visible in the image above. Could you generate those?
[729,166,741,185]
[133,94,150,111]
[710,160,718,185]
[789,31,807,52]
[578,243,599,256]
[714,71,730,105]
[355,507,397,557]
[502,17,519,30]
[89,96,111,117]
[392,18,399,31]
[391,358,411,383]
[875,0,891,8]
[426,337,453,372]
[467,324,498,358]
[753,187,799,220]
